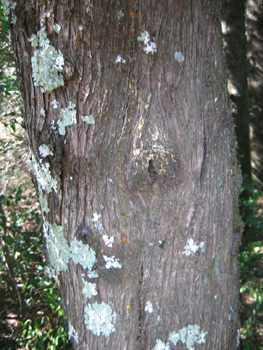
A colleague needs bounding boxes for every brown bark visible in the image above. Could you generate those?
[10,0,241,349]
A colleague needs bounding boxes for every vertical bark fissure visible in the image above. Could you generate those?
[200,125,207,186]
[137,262,144,350]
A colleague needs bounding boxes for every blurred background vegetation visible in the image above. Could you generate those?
[0,1,262,349]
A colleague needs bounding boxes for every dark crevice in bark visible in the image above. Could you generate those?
[137,263,144,349]
[200,126,207,186]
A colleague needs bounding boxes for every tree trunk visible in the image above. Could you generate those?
[9,0,241,349]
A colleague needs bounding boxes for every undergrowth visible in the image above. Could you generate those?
[0,187,72,350]
[239,177,263,349]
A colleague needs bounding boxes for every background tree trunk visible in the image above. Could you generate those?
[10,0,241,349]
[221,0,251,180]
[221,0,253,243]
[246,0,263,187]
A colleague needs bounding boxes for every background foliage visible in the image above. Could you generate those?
[239,178,263,349]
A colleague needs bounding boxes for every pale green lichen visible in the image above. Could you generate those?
[69,237,97,271]
[87,269,99,279]
[28,154,56,215]
[43,11,50,18]
[117,10,124,20]
[168,325,207,350]
[82,278,97,298]
[57,102,77,135]
[29,27,64,93]
[29,155,57,193]
[174,51,185,63]
[81,115,95,125]
[40,108,46,117]
[84,301,116,337]
[39,144,54,157]
[43,221,70,275]
[42,222,98,281]
[38,189,50,214]
[68,322,79,344]
[29,154,118,336]
[153,324,207,350]
[54,23,61,34]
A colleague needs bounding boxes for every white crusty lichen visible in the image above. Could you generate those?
[103,255,121,269]
[50,120,57,130]
[145,300,153,313]
[69,237,97,271]
[54,23,61,34]
[51,99,59,109]
[92,212,101,222]
[29,26,64,93]
[115,55,126,64]
[39,144,54,157]
[182,238,205,256]
[92,212,104,233]
[43,11,50,18]
[137,30,157,54]
[84,301,117,337]
[102,234,114,248]
[57,102,77,135]
[40,108,46,117]
[82,278,97,298]
[81,115,95,125]
[152,339,171,350]
[168,324,207,350]
[68,322,79,344]
[174,51,185,63]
